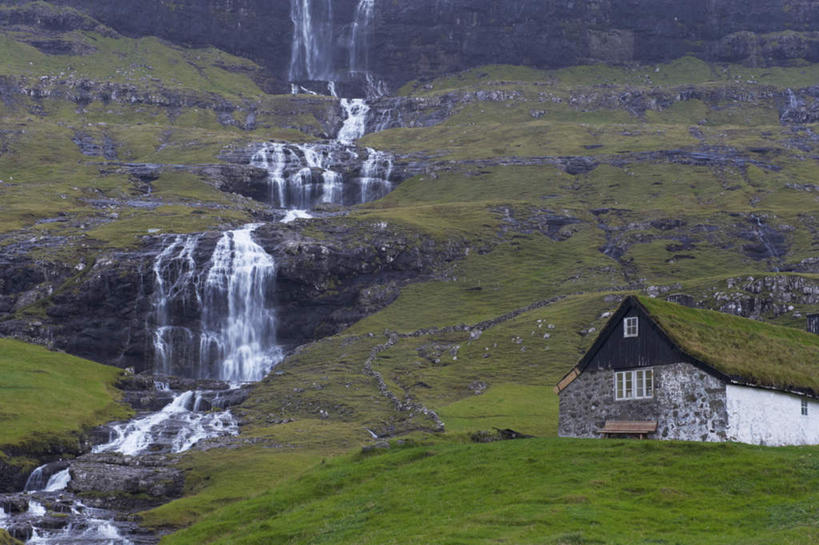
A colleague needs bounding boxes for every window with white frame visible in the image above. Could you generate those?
[802,399,809,416]
[624,317,639,338]
[615,368,654,400]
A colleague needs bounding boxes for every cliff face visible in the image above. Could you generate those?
[7,0,819,90]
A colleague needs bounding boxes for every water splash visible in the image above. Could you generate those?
[93,391,238,456]
[282,209,314,223]
[27,502,134,545]
[44,469,71,492]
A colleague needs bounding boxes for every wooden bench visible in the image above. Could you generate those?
[600,420,657,439]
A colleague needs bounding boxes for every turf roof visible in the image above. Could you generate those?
[637,296,819,396]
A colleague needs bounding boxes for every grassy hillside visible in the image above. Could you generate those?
[139,57,819,541]
[0,338,128,450]
[159,438,819,545]
[2,4,819,543]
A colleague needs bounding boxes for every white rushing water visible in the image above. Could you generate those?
[282,209,314,223]
[24,465,48,492]
[44,469,71,492]
[337,98,371,145]
[152,234,201,377]
[249,142,393,209]
[28,503,134,545]
[93,391,238,456]
[28,501,47,517]
[359,147,394,202]
[23,464,70,493]
[199,225,282,383]
[152,225,283,381]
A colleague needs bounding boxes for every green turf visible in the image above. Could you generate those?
[437,384,558,437]
[0,338,129,449]
[639,296,819,393]
[158,438,819,545]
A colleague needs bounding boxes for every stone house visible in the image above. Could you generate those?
[556,296,819,446]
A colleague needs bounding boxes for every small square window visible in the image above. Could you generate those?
[802,399,809,416]
[624,317,639,338]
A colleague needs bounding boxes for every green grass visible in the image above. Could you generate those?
[639,296,819,393]
[159,438,819,545]
[0,529,23,545]
[437,384,558,437]
[141,448,322,531]
[0,338,129,449]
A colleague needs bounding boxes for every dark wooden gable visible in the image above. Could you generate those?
[580,297,695,372]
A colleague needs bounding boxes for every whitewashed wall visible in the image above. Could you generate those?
[726,385,819,446]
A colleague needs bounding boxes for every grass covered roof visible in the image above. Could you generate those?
[637,296,819,396]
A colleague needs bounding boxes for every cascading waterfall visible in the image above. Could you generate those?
[152,225,282,383]
[24,465,72,493]
[153,234,201,377]
[249,142,394,209]
[43,469,71,492]
[359,147,394,203]
[93,391,238,456]
[199,225,282,384]
[337,98,371,145]
[26,502,135,545]
[23,465,48,492]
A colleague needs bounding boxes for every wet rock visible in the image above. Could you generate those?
[68,453,184,509]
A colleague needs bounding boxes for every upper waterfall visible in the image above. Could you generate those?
[289,0,336,82]
[289,0,380,89]
[349,0,375,76]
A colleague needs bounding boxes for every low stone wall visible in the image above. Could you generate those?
[559,362,728,442]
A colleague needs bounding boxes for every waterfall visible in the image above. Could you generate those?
[199,225,282,383]
[251,143,289,208]
[250,141,394,209]
[152,235,201,377]
[24,465,71,492]
[289,0,335,82]
[337,98,370,144]
[152,225,282,381]
[359,148,394,202]
[44,469,71,492]
[24,465,47,492]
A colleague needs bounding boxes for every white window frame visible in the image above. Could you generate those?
[624,317,639,338]
[615,368,654,401]
[802,399,809,416]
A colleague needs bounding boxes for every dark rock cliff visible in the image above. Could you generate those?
[0,221,466,374]
[5,0,819,90]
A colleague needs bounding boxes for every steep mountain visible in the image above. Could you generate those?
[5,0,819,91]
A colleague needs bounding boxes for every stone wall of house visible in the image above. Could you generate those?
[558,362,729,442]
